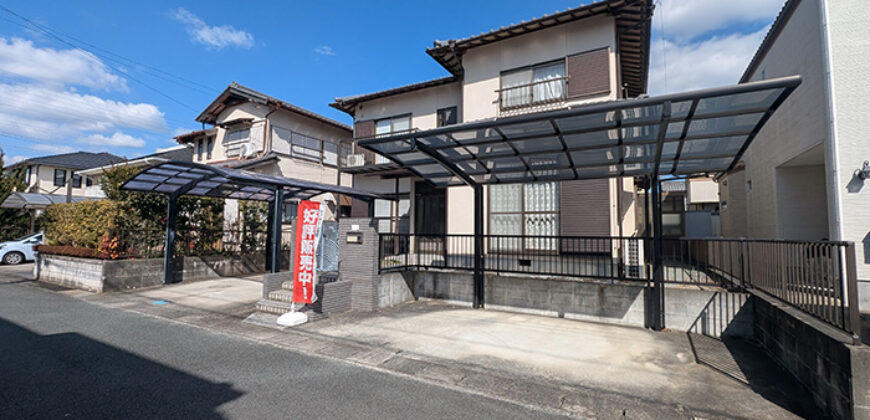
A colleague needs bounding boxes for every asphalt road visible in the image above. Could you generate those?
[0,266,567,419]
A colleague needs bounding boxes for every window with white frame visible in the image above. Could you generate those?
[500,60,566,108]
[291,132,322,161]
[223,127,250,144]
[322,141,338,166]
[488,182,559,250]
[374,115,411,164]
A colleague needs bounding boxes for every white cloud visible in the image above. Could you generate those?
[6,155,27,165]
[172,8,254,50]
[648,28,769,95]
[78,131,145,148]
[653,0,784,42]
[0,83,166,141]
[0,37,127,91]
[314,45,335,56]
[31,144,75,154]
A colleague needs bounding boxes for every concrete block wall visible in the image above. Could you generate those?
[37,255,105,292]
[338,218,380,311]
[404,269,750,337]
[752,292,870,420]
[378,272,415,308]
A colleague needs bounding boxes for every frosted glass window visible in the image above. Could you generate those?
[224,127,249,144]
[374,199,392,218]
[489,184,521,212]
[271,126,292,154]
[524,182,559,212]
[323,141,338,166]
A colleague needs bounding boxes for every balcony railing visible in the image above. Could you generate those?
[496,76,568,111]
[379,234,861,341]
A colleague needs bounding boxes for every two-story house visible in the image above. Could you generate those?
[330,0,652,243]
[174,82,354,222]
[5,152,126,198]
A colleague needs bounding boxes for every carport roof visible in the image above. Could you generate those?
[1,192,91,209]
[357,75,801,187]
[120,160,380,202]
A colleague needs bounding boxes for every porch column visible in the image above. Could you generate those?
[269,189,285,273]
[473,184,484,309]
[650,177,665,330]
[163,194,179,284]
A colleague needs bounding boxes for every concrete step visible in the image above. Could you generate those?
[267,289,294,303]
[281,281,293,291]
[255,299,296,315]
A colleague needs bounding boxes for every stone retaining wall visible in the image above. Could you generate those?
[751,290,870,420]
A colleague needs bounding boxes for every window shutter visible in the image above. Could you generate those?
[566,48,611,99]
[560,179,610,253]
[354,120,375,139]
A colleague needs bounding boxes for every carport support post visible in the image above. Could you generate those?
[650,177,665,330]
[268,189,285,273]
[473,184,484,309]
[163,194,179,285]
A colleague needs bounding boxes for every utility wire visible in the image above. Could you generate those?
[0,5,201,111]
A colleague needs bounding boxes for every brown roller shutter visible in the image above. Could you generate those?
[560,179,610,253]
[354,120,374,139]
[566,48,611,99]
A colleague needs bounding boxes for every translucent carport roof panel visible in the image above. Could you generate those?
[120,160,381,201]
[358,75,801,187]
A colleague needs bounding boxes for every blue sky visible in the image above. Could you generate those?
[0,0,784,164]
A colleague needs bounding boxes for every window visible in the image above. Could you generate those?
[437,107,458,127]
[71,174,82,188]
[373,198,410,233]
[206,137,214,159]
[86,177,93,187]
[500,60,566,108]
[53,169,66,187]
[223,127,250,144]
[196,139,203,161]
[291,132,322,161]
[339,142,353,167]
[488,182,559,250]
[375,115,411,164]
[25,166,31,184]
[322,141,338,166]
[282,202,298,223]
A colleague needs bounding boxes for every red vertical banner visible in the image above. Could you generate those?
[292,200,323,304]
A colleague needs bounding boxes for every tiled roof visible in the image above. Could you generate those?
[330,76,459,115]
[6,152,125,170]
[196,82,352,132]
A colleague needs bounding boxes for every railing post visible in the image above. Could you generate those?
[473,184,485,309]
[843,243,861,345]
[268,189,284,273]
[650,177,665,330]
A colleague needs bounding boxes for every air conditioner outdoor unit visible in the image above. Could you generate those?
[241,142,258,158]
[347,154,366,167]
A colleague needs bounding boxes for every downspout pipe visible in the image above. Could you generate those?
[818,0,844,241]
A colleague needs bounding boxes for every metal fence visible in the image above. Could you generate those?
[379,233,860,338]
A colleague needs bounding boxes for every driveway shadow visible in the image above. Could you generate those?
[0,317,242,418]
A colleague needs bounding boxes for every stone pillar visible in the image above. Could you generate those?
[338,218,379,311]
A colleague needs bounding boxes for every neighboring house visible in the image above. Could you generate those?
[330,0,652,241]
[174,82,353,223]
[717,0,870,299]
[646,178,719,239]
[4,152,125,198]
[77,144,193,198]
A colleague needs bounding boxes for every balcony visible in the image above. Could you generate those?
[496,76,568,116]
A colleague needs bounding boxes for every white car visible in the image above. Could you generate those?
[0,232,44,265]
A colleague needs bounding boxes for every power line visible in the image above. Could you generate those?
[0,5,202,111]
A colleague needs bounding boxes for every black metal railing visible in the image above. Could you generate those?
[378,233,860,339]
[496,77,568,110]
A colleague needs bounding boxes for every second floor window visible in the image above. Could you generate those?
[206,137,214,159]
[53,169,66,187]
[291,132,323,161]
[197,139,204,161]
[224,127,250,144]
[25,166,31,184]
[500,61,566,108]
[375,115,411,137]
[437,107,458,127]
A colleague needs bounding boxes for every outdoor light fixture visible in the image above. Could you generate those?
[857,160,870,180]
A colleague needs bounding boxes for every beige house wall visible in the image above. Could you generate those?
[352,82,462,129]
[461,15,618,123]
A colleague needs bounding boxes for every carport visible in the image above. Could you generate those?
[357,75,802,330]
[120,161,379,284]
